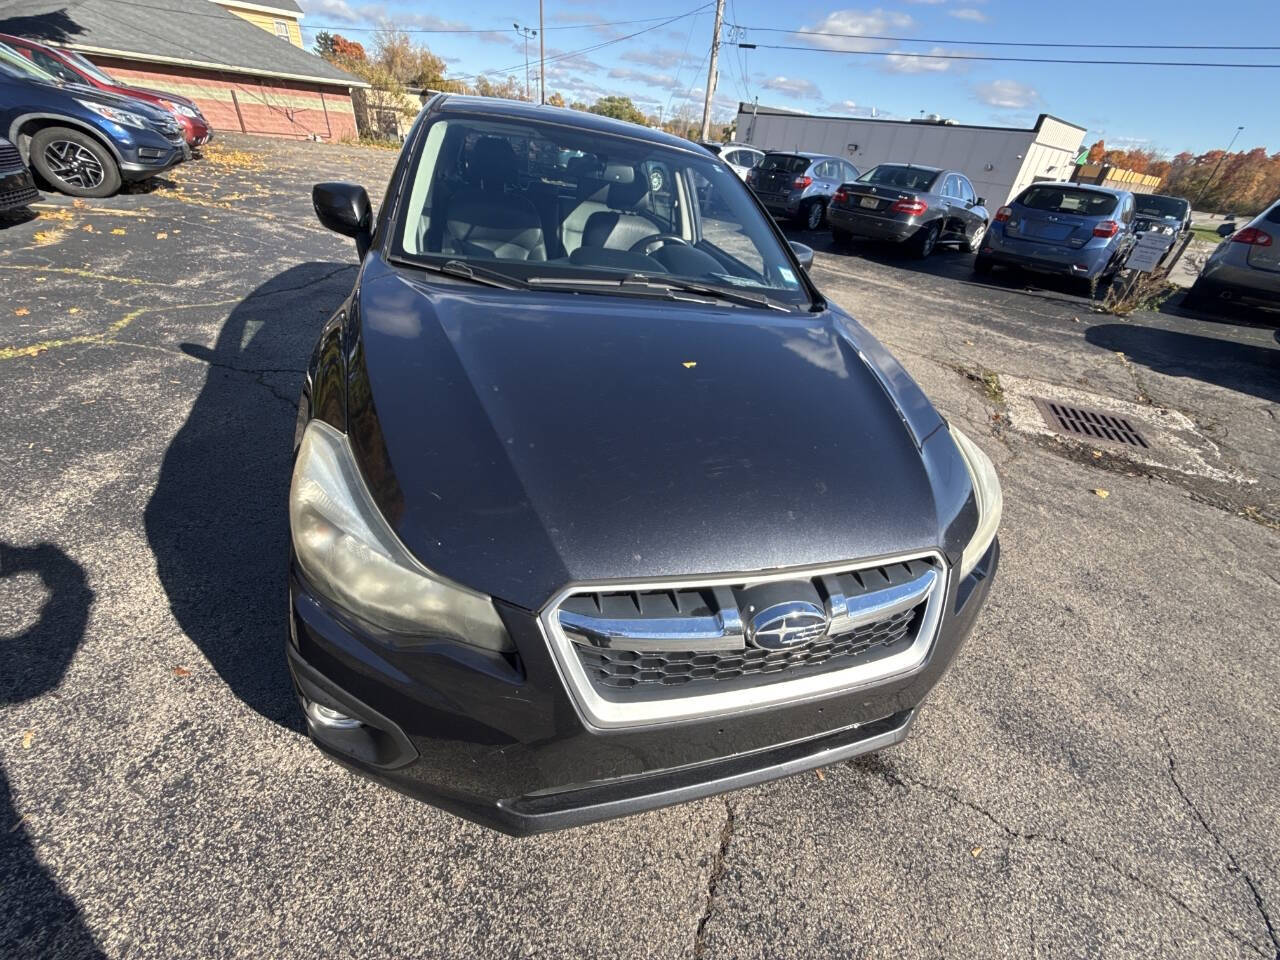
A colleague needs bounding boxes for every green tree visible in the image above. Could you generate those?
[588,96,647,125]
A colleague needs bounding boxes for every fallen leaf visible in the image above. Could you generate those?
[14,307,29,316]
[971,845,983,858]
[82,223,94,233]
[1092,488,1110,499]
[21,730,34,749]
[173,666,191,677]
[68,307,80,315]
[682,361,697,369]
[815,767,826,782]
[73,199,88,208]
[155,232,168,240]
[111,228,126,236]
[1092,450,1103,459]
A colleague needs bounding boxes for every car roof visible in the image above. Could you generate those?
[430,94,699,152]
[1024,181,1131,198]
[763,151,840,160]
[871,162,944,174]
[0,32,60,55]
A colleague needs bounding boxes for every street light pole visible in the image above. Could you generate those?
[538,0,545,104]
[514,23,537,101]
[1193,125,1244,208]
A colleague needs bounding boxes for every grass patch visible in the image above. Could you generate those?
[1190,225,1225,245]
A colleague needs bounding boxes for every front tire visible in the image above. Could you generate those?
[29,127,121,198]
[909,220,940,259]
[967,220,988,253]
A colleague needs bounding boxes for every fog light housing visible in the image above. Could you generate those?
[305,699,361,729]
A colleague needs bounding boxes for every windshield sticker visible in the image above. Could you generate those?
[778,267,798,287]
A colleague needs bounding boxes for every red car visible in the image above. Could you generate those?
[0,33,212,148]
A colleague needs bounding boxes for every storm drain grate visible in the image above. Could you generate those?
[1031,397,1150,449]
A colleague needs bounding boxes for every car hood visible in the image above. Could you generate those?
[64,82,171,121]
[346,258,962,610]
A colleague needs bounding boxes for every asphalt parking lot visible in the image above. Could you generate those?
[2,135,1278,960]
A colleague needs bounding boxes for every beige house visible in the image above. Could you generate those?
[210,0,304,48]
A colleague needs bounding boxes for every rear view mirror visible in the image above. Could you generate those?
[789,240,815,272]
[313,182,373,258]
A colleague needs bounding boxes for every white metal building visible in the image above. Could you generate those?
[735,105,1087,206]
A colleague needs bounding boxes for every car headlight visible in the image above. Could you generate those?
[162,100,198,119]
[949,425,1003,580]
[76,99,148,129]
[289,419,514,652]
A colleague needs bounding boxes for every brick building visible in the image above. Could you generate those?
[0,0,364,141]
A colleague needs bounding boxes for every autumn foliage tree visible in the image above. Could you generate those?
[1083,137,1278,214]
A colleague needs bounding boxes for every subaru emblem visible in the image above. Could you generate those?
[747,601,829,650]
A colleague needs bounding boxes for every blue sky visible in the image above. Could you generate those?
[298,0,1279,154]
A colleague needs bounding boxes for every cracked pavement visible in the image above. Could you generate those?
[1,135,1278,959]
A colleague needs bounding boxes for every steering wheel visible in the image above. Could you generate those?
[629,233,690,255]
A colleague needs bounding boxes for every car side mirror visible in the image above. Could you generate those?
[789,240,814,272]
[976,197,986,207]
[313,182,373,258]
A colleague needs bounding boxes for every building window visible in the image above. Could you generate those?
[274,20,290,40]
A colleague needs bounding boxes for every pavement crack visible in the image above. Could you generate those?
[694,798,735,960]
[240,264,354,301]
[862,759,1272,958]
[1164,735,1280,958]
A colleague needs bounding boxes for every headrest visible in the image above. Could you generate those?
[469,137,519,188]
[601,163,634,184]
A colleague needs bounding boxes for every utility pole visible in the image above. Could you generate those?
[538,0,545,104]
[514,22,537,101]
[699,0,725,142]
[1192,124,1243,208]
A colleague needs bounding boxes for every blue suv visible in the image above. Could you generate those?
[0,40,185,197]
[975,182,1137,295]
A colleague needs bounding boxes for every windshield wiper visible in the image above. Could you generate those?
[394,257,526,289]
[526,273,790,312]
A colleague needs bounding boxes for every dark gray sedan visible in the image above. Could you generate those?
[828,164,989,258]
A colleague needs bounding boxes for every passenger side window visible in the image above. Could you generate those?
[816,161,836,180]
[958,177,976,204]
[842,162,859,183]
[943,175,961,199]
[30,49,82,84]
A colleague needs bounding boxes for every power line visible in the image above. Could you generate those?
[304,12,708,35]
[447,5,712,85]
[724,23,1280,51]
[735,43,1280,68]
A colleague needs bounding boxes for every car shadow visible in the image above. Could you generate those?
[1,541,105,959]
[144,261,356,732]
[0,208,39,229]
[1160,289,1280,330]
[1085,322,1280,404]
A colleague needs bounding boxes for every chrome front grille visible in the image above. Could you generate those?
[578,604,919,688]
[540,552,946,729]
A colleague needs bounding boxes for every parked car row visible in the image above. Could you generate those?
[0,35,211,201]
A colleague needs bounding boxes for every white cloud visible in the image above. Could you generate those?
[974,79,1040,109]
[298,0,359,21]
[760,75,822,98]
[607,67,684,92]
[621,48,696,70]
[801,8,914,52]
[948,8,988,21]
[884,46,953,73]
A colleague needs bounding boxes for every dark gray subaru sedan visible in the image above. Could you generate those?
[289,95,1002,834]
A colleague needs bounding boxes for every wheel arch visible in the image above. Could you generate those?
[8,114,124,166]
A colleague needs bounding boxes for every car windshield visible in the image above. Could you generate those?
[856,165,939,192]
[393,112,812,307]
[1018,185,1118,217]
[1134,195,1189,219]
[757,154,810,174]
[63,49,117,85]
[0,41,60,84]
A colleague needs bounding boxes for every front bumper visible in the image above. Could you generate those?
[0,166,39,211]
[981,228,1114,279]
[116,129,186,179]
[828,204,918,241]
[286,540,999,835]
